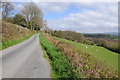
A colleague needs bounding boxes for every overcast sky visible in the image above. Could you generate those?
[13,2,118,33]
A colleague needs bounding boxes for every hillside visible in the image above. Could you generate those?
[100,32,119,36]
[83,33,120,40]
[50,30,119,53]
[0,21,35,50]
[1,21,34,42]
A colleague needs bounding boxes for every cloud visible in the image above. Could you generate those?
[12,2,118,33]
[13,2,24,13]
[39,3,70,13]
[4,0,119,2]
[46,2,118,33]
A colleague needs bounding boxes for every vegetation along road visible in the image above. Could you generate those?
[0,34,51,78]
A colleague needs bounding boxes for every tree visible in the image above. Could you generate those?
[13,14,26,27]
[21,2,43,30]
[2,2,14,19]
[0,2,2,21]
[41,20,52,33]
[41,20,47,31]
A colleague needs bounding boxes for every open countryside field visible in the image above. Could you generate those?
[57,37,118,70]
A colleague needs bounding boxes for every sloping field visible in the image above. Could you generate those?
[62,39,118,70]
[0,21,34,42]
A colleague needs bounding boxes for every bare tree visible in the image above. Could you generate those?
[41,20,51,33]
[32,15,43,30]
[21,2,43,30]
[42,20,48,31]
[2,2,14,18]
[0,1,2,21]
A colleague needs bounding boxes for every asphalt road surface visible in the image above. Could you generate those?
[0,34,51,78]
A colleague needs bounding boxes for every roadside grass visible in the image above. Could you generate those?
[39,36,50,61]
[0,34,34,50]
[39,34,81,78]
[44,34,118,78]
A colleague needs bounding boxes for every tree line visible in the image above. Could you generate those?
[84,34,120,40]
[2,2,46,30]
[49,30,119,54]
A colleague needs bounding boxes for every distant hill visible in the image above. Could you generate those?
[93,32,119,36]
[83,33,119,40]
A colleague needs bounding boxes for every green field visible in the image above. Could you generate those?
[58,38,119,70]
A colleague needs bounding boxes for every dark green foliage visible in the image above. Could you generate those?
[51,30,84,43]
[13,14,26,27]
[2,14,26,27]
[39,34,80,78]
[84,34,120,40]
[2,17,14,23]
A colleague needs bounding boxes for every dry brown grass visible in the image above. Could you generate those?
[1,21,35,42]
[44,33,118,78]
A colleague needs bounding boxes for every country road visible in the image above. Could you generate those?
[0,34,51,78]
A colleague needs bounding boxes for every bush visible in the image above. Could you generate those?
[52,30,84,43]
[13,14,26,27]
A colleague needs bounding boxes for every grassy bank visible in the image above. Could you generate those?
[39,34,81,78]
[61,38,119,70]
[59,37,119,77]
[0,34,34,50]
[44,33,118,78]
[0,21,36,50]
[1,21,35,42]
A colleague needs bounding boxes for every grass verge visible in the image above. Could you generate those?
[0,34,34,50]
[39,34,81,78]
